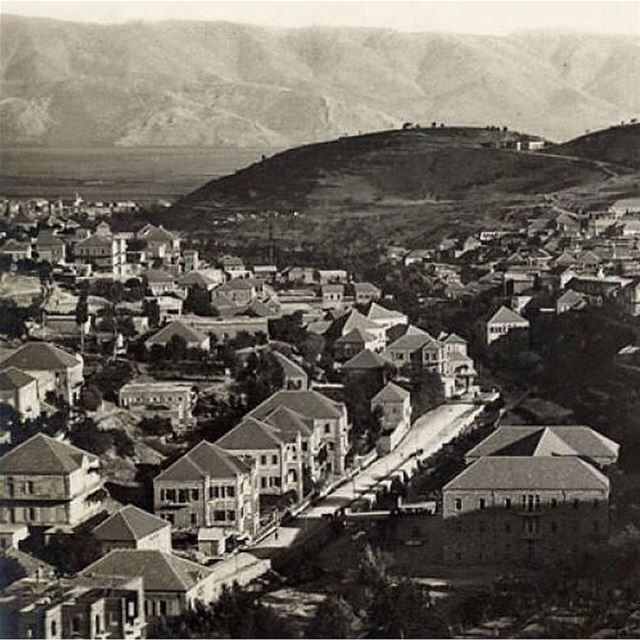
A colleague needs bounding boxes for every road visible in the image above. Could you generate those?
[250,402,485,554]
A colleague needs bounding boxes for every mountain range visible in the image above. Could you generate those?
[1,14,639,148]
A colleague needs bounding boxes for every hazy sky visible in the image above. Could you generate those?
[3,0,639,35]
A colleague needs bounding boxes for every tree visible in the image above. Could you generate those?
[69,418,112,455]
[41,530,101,574]
[80,385,103,412]
[300,333,325,364]
[184,287,216,316]
[0,300,26,339]
[0,555,27,589]
[412,369,445,416]
[308,596,359,638]
[75,288,89,352]
[138,415,173,437]
[145,299,161,328]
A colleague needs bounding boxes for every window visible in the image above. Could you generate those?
[159,601,167,616]
[95,615,101,634]
[227,486,235,498]
[27,507,36,522]
[190,489,199,501]
[210,486,219,499]
[273,477,281,487]
[51,621,57,636]
[213,510,226,522]
[227,510,236,521]
[324,424,331,434]
[302,442,308,452]
[260,455,267,466]
[25,481,34,495]
[72,617,81,633]
[505,497,511,510]
[178,489,188,503]
[455,498,462,511]
[190,513,198,526]
[272,454,278,465]
[479,498,486,510]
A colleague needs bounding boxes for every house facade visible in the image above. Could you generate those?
[0,434,104,527]
[119,382,195,430]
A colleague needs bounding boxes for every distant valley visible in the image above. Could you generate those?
[1,15,639,149]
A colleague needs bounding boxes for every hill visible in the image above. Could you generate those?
[1,15,639,148]
[164,127,610,229]
[551,123,640,168]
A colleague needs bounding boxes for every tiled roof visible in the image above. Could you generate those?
[367,302,407,321]
[444,456,610,491]
[372,381,410,404]
[262,405,312,439]
[217,417,285,451]
[218,279,255,292]
[342,349,392,370]
[335,327,375,344]
[141,226,176,241]
[146,320,207,346]
[487,305,529,326]
[443,333,467,345]
[0,367,36,391]
[0,433,96,475]
[557,289,587,306]
[155,441,252,482]
[386,333,433,352]
[93,505,168,542]
[0,342,80,371]
[143,269,176,284]
[272,351,307,379]
[82,549,212,592]
[250,390,344,421]
[337,309,379,335]
[466,425,619,462]
[353,282,380,294]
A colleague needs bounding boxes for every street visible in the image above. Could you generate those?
[250,402,485,554]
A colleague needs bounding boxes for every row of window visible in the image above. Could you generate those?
[455,518,602,534]
[159,485,236,503]
[455,495,600,511]
[260,476,282,489]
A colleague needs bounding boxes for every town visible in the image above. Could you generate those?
[1,152,640,639]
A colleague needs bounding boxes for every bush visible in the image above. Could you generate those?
[80,385,103,412]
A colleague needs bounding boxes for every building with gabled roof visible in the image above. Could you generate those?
[153,441,258,537]
[0,367,40,421]
[366,302,408,331]
[556,289,589,314]
[216,416,303,499]
[484,305,530,347]
[353,282,381,305]
[371,381,412,452]
[248,390,350,480]
[0,342,83,404]
[465,425,619,466]
[334,327,378,361]
[0,434,103,527]
[144,319,210,352]
[272,351,308,390]
[93,504,172,553]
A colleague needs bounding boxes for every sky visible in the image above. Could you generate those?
[2,0,639,36]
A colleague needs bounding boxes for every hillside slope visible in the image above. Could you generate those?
[1,15,639,147]
[163,127,611,229]
[551,124,640,168]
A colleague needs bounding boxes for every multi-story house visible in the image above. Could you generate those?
[0,434,104,527]
[143,270,183,297]
[0,367,41,420]
[0,574,146,640]
[74,230,126,277]
[216,416,304,500]
[316,269,348,285]
[220,255,251,279]
[92,505,172,554]
[136,225,181,261]
[36,231,66,264]
[353,282,381,305]
[248,390,350,481]
[81,550,269,629]
[484,305,530,347]
[322,284,345,311]
[0,239,32,263]
[119,381,195,430]
[213,278,257,306]
[153,441,259,539]
[0,342,84,404]
[442,456,611,565]
[182,249,200,272]
[371,381,411,433]
[334,327,379,361]
[330,309,387,353]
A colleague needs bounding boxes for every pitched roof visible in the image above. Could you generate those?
[82,549,212,592]
[443,333,467,345]
[353,282,380,294]
[372,381,410,404]
[487,305,529,326]
[342,349,392,370]
[557,289,588,306]
[142,226,177,242]
[335,327,376,345]
[155,441,252,482]
[466,425,619,462]
[0,367,37,391]
[143,269,176,284]
[386,333,433,352]
[216,417,285,451]
[146,320,207,346]
[0,433,97,475]
[262,405,312,439]
[0,342,80,371]
[93,505,169,542]
[272,351,307,379]
[444,456,609,492]
[218,278,255,292]
[367,302,407,322]
[249,390,344,422]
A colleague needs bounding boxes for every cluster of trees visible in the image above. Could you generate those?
[183,287,218,316]
[69,417,135,458]
[233,351,284,410]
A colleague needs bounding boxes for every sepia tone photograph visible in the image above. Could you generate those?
[0,0,639,637]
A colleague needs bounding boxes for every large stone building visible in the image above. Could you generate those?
[0,367,41,421]
[118,381,195,430]
[153,441,259,539]
[0,434,103,528]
